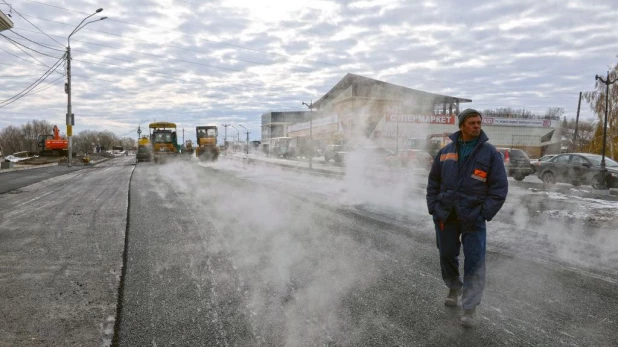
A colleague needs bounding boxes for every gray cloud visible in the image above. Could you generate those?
[1,0,616,140]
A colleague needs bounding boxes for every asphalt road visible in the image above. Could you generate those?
[115,158,617,346]
[0,164,94,194]
[1,156,617,346]
[0,157,133,346]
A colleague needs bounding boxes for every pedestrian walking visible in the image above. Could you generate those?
[426,108,508,327]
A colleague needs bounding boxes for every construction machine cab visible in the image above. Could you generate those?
[195,126,219,161]
[37,125,68,156]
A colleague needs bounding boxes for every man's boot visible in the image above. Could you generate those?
[460,308,477,328]
[444,288,460,307]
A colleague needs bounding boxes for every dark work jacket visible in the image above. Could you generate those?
[426,130,508,226]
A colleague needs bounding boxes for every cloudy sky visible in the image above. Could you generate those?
[1,0,617,142]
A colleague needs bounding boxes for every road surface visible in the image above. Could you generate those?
[1,156,616,346]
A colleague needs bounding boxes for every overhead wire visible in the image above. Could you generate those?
[9,13,583,101]
[0,33,63,59]
[28,73,65,94]
[15,14,316,74]
[0,34,65,77]
[1,36,56,67]
[18,0,339,67]
[16,1,591,99]
[1,0,64,47]
[4,2,587,115]
[0,74,38,78]
[8,29,65,52]
[0,61,319,110]
[0,53,66,108]
[11,28,320,97]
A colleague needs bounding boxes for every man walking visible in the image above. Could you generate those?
[426,109,508,327]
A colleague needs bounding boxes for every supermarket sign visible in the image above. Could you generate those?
[386,114,456,124]
[386,114,555,127]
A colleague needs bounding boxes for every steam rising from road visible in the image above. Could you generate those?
[144,128,617,344]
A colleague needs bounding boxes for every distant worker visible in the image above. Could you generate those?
[426,109,508,328]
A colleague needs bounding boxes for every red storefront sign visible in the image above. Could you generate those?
[386,114,456,124]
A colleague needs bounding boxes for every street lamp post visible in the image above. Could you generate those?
[238,124,250,155]
[595,71,617,188]
[221,123,230,155]
[231,125,239,153]
[66,8,106,167]
[302,101,313,169]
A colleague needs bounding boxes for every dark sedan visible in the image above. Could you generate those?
[536,153,618,189]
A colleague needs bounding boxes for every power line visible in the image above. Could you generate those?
[0,53,65,107]
[0,61,320,109]
[29,73,65,94]
[18,0,338,67]
[10,21,584,100]
[0,33,63,59]
[16,13,315,74]
[1,0,64,47]
[10,0,599,102]
[8,29,66,52]
[12,27,249,74]
[0,40,65,76]
[0,74,38,77]
[0,56,309,103]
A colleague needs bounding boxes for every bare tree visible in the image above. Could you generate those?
[583,60,618,160]
[0,120,54,154]
[121,137,136,150]
[98,131,118,152]
[565,118,596,152]
[481,107,546,119]
[545,107,564,120]
[0,125,22,154]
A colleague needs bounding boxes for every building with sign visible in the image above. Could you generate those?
[261,73,563,158]
[380,113,562,157]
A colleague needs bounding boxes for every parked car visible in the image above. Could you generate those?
[529,154,558,173]
[497,148,533,181]
[340,147,393,167]
[386,149,433,171]
[324,142,347,163]
[536,153,618,189]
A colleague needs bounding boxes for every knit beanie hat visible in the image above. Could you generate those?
[457,108,482,127]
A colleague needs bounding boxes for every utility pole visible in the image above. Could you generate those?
[572,92,582,152]
[221,123,230,155]
[302,100,313,169]
[238,124,250,155]
[66,8,106,167]
[396,113,400,153]
[231,125,240,153]
[595,71,617,189]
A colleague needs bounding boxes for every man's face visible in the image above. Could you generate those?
[460,115,482,139]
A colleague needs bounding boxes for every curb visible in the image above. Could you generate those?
[0,157,110,174]
[0,162,59,173]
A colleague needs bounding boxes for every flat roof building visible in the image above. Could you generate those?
[261,73,563,158]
